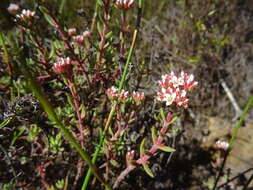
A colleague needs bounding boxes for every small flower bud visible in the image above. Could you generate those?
[82,30,91,38]
[126,150,135,165]
[132,91,145,105]
[68,28,77,36]
[7,3,19,15]
[115,0,134,10]
[53,57,73,77]
[126,150,135,160]
[118,90,129,102]
[72,35,84,44]
[106,86,118,100]
[215,140,229,151]
[16,9,35,22]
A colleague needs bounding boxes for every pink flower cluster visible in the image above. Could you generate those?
[215,140,229,150]
[115,0,134,9]
[53,57,74,77]
[132,91,145,105]
[157,71,198,108]
[16,9,35,22]
[72,31,91,44]
[106,87,145,104]
[106,87,129,102]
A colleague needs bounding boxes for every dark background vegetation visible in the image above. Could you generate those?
[1,0,253,189]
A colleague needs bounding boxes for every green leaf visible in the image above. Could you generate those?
[158,146,176,153]
[97,0,103,7]
[105,31,113,39]
[97,22,103,37]
[142,164,154,178]
[151,127,157,143]
[0,76,11,84]
[110,159,119,167]
[140,138,146,155]
[208,10,216,16]
[0,118,12,128]
[188,57,199,63]
[171,116,178,123]
[59,0,66,14]
[66,93,74,109]
[159,108,165,121]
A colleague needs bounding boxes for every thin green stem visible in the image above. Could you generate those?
[82,2,143,189]
[82,105,116,190]
[0,33,12,74]
[91,0,99,33]
[229,95,253,149]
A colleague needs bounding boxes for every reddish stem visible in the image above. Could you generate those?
[113,121,170,188]
[67,79,84,144]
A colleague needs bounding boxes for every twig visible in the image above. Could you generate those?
[0,144,22,189]
[220,78,242,121]
[213,95,253,190]
[166,134,176,166]
[67,79,85,143]
[212,149,230,190]
[217,168,253,189]
[242,173,253,190]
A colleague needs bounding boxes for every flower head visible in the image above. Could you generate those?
[53,57,73,77]
[82,31,91,38]
[73,35,85,44]
[115,0,134,10]
[16,9,35,22]
[156,71,197,108]
[215,140,229,151]
[118,90,129,102]
[72,31,91,44]
[106,86,118,100]
[132,91,145,105]
[106,87,129,102]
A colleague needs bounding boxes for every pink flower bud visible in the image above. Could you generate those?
[53,57,73,77]
[132,91,145,105]
[115,0,134,10]
[126,150,135,166]
[126,150,135,160]
[118,90,129,102]
[68,28,77,36]
[7,3,19,15]
[106,86,118,100]
[16,9,35,22]
[83,31,91,38]
[72,35,84,44]
[215,140,229,151]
